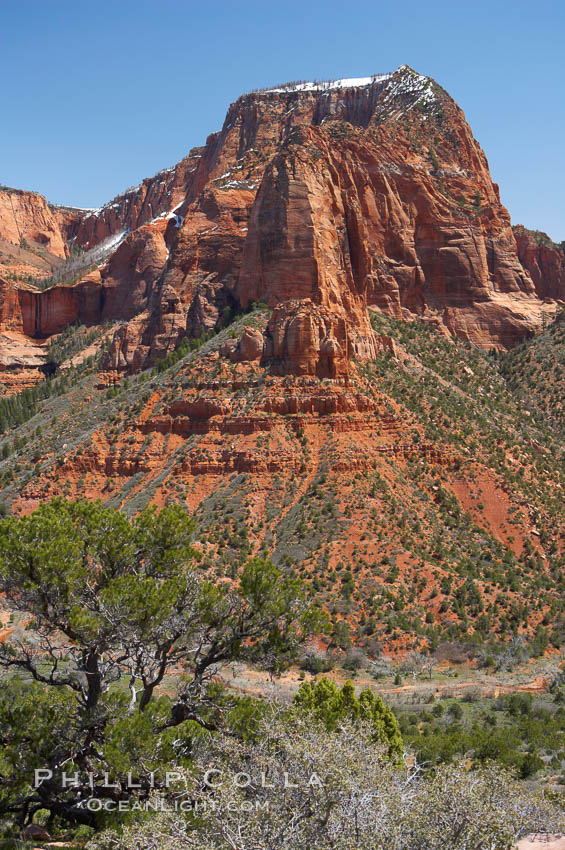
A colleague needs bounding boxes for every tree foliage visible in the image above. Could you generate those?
[293,676,403,759]
[0,499,320,831]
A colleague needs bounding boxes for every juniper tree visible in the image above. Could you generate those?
[0,499,321,831]
[293,677,403,759]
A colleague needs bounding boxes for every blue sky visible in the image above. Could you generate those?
[1,0,563,239]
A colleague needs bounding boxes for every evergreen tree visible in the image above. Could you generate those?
[0,499,320,829]
[293,677,402,759]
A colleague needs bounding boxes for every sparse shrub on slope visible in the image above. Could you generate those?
[87,713,564,850]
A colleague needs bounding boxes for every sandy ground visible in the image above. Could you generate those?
[222,659,556,704]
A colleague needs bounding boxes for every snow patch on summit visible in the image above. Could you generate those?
[261,65,439,120]
[379,67,438,118]
[264,74,392,93]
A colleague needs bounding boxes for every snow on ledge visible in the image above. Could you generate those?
[264,73,392,93]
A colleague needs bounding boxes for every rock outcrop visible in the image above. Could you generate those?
[67,151,206,249]
[103,65,562,371]
[513,225,565,302]
[1,65,563,386]
[263,300,353,378]
[0,224,167,340]
[0,187,69,258]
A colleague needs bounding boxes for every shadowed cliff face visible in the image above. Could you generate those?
[1,65,564,384]
[513,226,565,302]
[0,226,168,339]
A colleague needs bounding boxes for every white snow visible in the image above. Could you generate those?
[221,179,258,190]
[75,228,129,267]
[264,74,392,93]
[377,68,437,118]
[102,229,128,251]
[261,66,439,119]
[149,200,185,227]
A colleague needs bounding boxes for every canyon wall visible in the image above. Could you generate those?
[513,225,565,302]
[0,187,71,258]
[1,66,564,385]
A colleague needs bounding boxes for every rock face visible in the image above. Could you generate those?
[264,300,353,378]
[0,187,69,258]
[1,65,563,384]
[67,151,206,249]
[101,65,562,372]
[0,224,168,340]
[513,225,565,301]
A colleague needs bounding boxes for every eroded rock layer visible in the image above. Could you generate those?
[1,65,564,386]
[513,226,565,302]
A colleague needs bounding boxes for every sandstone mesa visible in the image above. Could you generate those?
[0,65,563,391]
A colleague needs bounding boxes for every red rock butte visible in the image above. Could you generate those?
[1,65,564,386]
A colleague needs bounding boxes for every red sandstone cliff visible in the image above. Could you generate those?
[1,65,564,384]
[0,187,69,258]
[67,150,207,249]
[513,225,565,302]
[0,224,168,338]
[115,65,562,370]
